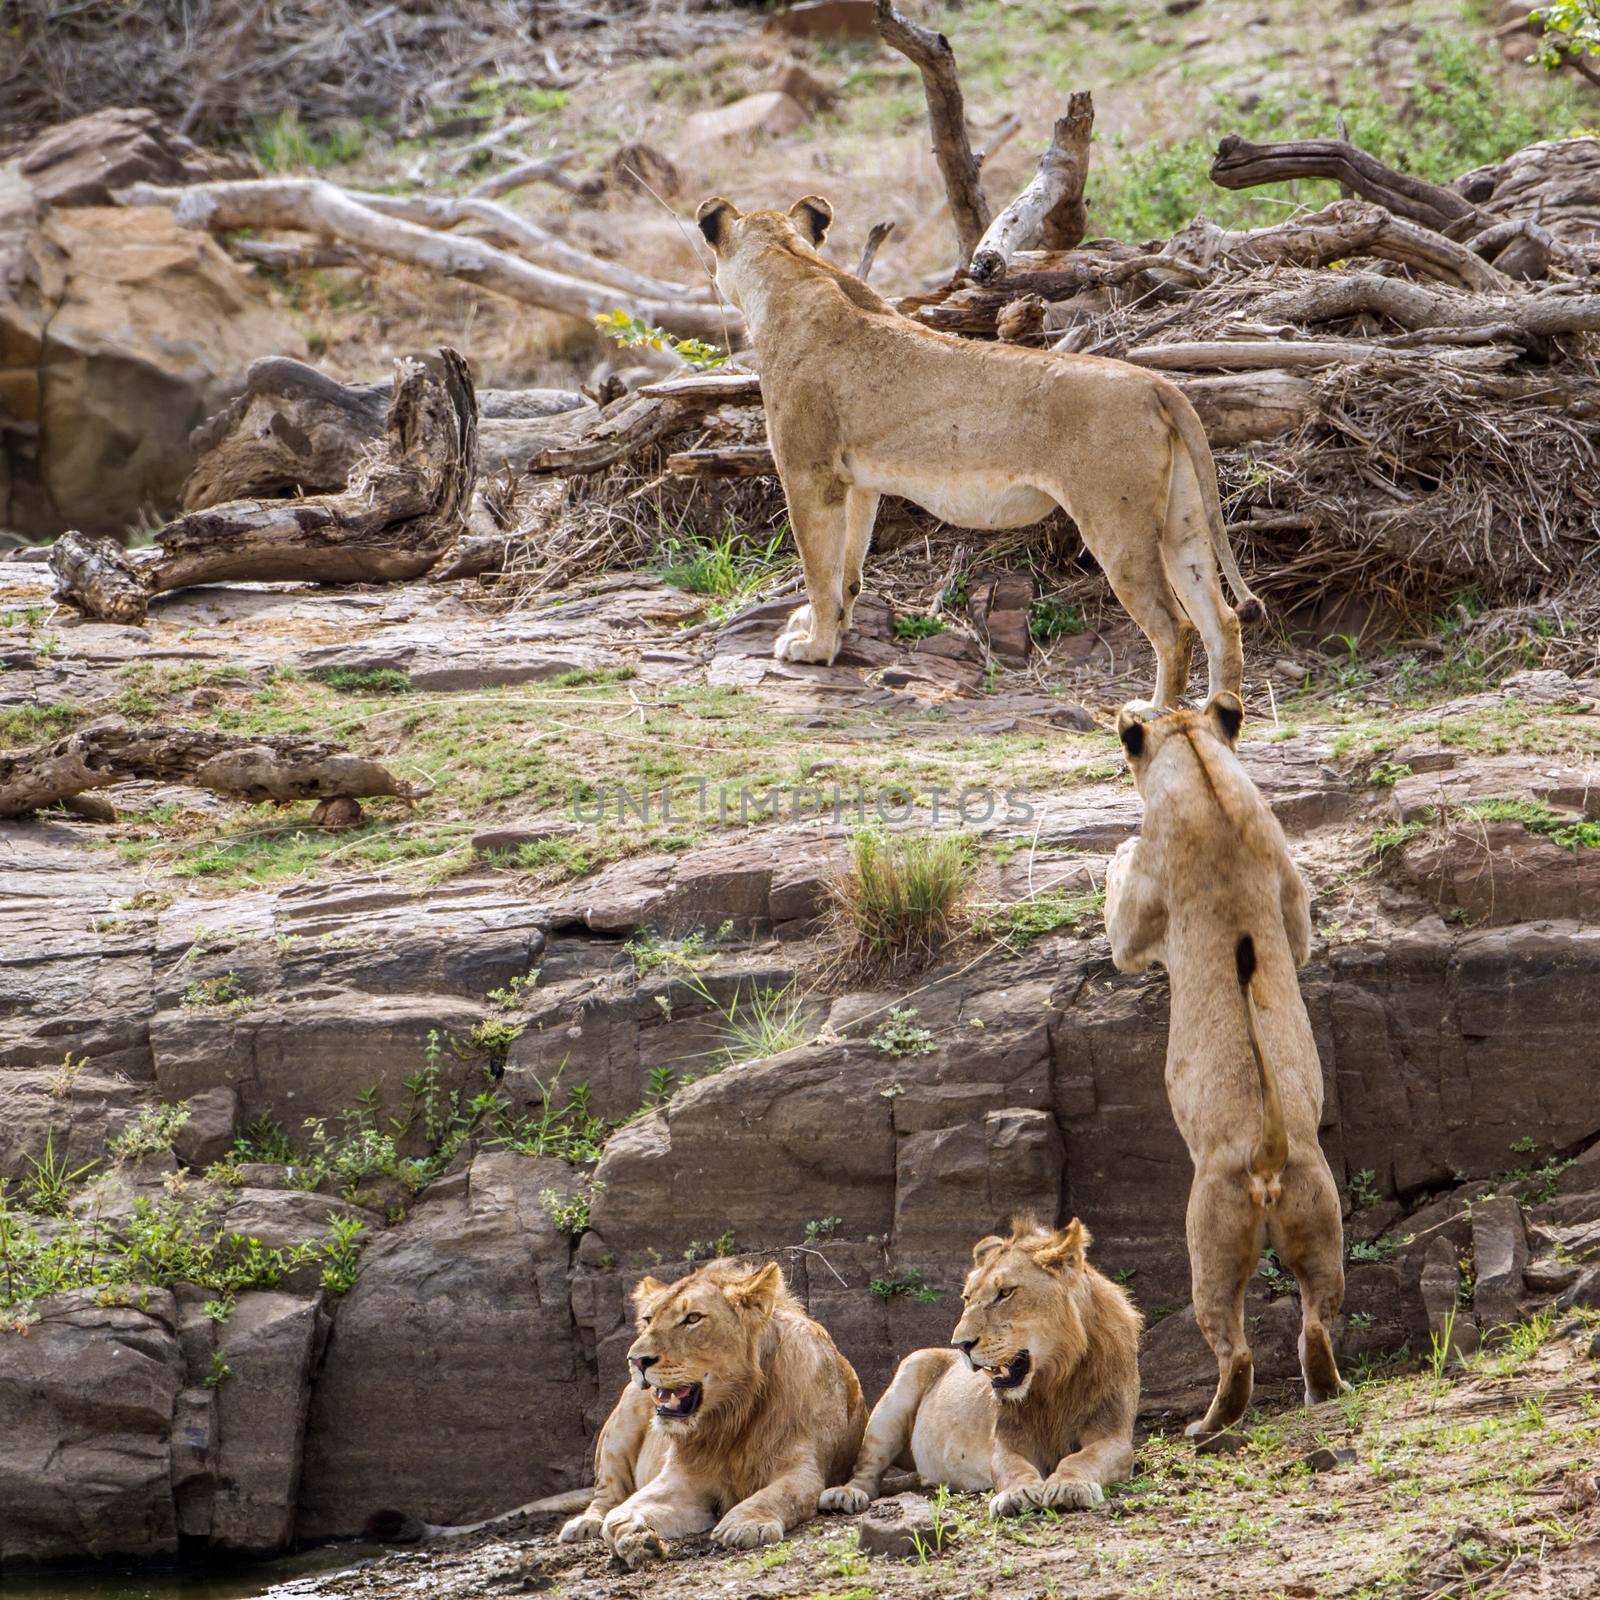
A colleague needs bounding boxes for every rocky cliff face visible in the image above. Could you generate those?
[2,556,1598,1562]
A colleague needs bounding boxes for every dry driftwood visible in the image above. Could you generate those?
[857,220,897,282]
[1209,134,1483,236]
[970,91,1095,284]
[0,722,422,820]
[528,372,761,477]
[875,0,991,261]
[118,177,735,341]
[52,350,478,623]
[182,356,591,509]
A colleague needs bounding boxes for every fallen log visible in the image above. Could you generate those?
[182,356,592,509]
[53,350,478,623]
[970,91,1095,283]
[1125,338,1515,372]
[527,372,762,477]
[875,0,991,261]
[117,177,736,341]
[1208,134,1483,235]
[0,722,423,819]
[1248,272,1600,340]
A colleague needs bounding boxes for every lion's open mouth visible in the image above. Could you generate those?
[990,1351,1032,1391]
[653,1383,702,1420]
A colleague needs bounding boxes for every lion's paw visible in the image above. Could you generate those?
[712,1512,786,1550]
[558,1511,604,1543]
[1122,698,1163,718]
[990,1482,1045,1519]
[601,1510,667,1569]
[818,1485,870,1515]
[1040,1476,1104,1511]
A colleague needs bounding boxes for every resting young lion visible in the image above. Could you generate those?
[694,194,1262,710]
[1105,693,1348,1436]
[819,1218,1140,1518]
[558,1259,867,1567]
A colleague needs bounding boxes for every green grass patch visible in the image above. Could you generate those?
[310,667,413,695]
[892,614,946,641]
[977,885,1105,950]
[0,703,86,747]
[829,829,976,975]
[1458,796,1600,848]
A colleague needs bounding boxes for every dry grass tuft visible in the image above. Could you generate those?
[827,829,976,979]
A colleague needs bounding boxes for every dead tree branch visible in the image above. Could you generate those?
[52,350,479,623]
[117,177,735,340]
[874,0,991,261]
[857,220,897,282]
[970,91,1095,283]
[0,722,423,819]
[1209,134,1484,235]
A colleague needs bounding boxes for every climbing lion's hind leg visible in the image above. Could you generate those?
[1185,1167,1266,1439]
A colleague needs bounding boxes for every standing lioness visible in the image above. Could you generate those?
[695,194,1262,710]
[1106,693,1347,1436]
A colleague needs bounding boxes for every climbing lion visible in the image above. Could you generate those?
[819,1218,1140,1518]
[1105,693,1348,1437]
[559,1259,867,1567]
[695,194,1262,710]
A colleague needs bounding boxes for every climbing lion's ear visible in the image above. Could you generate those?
[1116,706,1147,761]
[696,196,740,250]
[1032,1218,1091,1273]
[1205,692,1244,748]
[788,194,833,247]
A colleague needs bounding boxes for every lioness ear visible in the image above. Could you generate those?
[631,1275,667,1308]
[1032,1218,1091,1273]
[1116,707,1147,761]
[727,1260,783,1316]
[971,1234,1005,1266]
[696,196,739,250]
[788,194,833,247]
[1206,692,1244,748]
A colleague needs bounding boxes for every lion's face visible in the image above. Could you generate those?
[626,1260,784,1433]
[692,194,834,314]
[950,1219,1092,1404]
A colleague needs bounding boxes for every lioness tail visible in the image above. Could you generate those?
[1236,934,1287,1207]
[1155,385,1266,625]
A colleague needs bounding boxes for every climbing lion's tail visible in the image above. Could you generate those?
[1155,384,1266,625]
[1236,934,1287,1208]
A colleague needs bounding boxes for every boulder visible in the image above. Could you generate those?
[0,180,301,537]
[1470,1194,1528,1331]
[16,107,254,208]
[174,1084,240,1170]
[969,571,1035,664]
[295,1153,591,1535]
[682,91,808,148]
[209,1291,326,1552]
[0,1289,185,1562]
[765,0,881,41]
[857,1492,947,1559]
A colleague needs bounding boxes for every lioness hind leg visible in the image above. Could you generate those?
[1185,1168,1265,1438]
[839,488,880,633]
[1272,1157,1350,1405]
[1075,504,1194,711]
[1161,460,1243,702]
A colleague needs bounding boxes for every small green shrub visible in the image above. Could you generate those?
[1028,597,1085,643]
[870,1268,940,1304]
[977,887,1105,951]
[596,308,726,370]
[181,972,252,1012]
[870,1007,936,1058]
[892,613,945,641]
[805,1216,843,1242]
[108,1103,191,1162]
[541,1180,602,1237]
[250,109,369,172]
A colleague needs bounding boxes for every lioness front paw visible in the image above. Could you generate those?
[601,1509,667,1569]
[773,606,839,665]
[990,1482,1045,1518]
[818,1485,870,1515]
[558,1510,604,1543]
[1039,1475,1104,1511]
[711,1512,785,1550]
